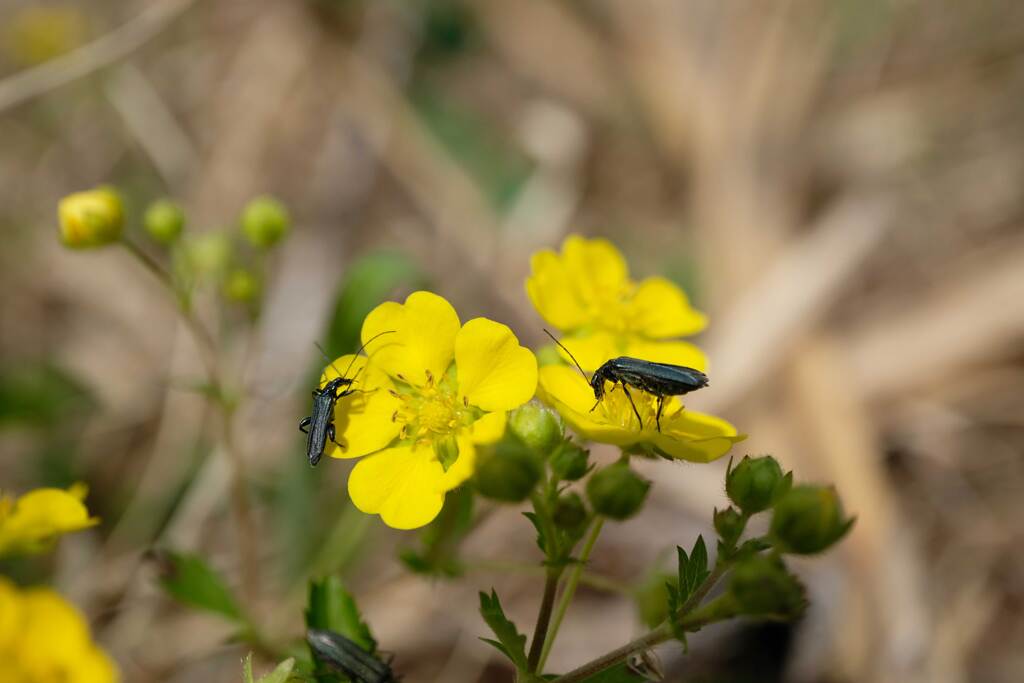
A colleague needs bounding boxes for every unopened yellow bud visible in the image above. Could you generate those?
[57,187,123,248]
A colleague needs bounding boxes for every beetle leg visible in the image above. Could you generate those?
[327,421,344,448]
[620,384,644,430]
[655,396,665,433]
[590,399,601,413]
[299,417,311,433]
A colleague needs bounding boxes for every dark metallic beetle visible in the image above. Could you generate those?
[544,330,708,432]
[299,331,394,466]
[307,629,396,683]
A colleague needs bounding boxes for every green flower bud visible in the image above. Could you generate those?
[223,268,260,303]
[770,485,854,555]
[549,441,589,481]
[144,199,185,244]
[473,440,541,503]
[240,195,290,248]
[713,506,745,548]
[57,186,123,248]
[728,555,805,618]
[726,455,791,515]
[552,492,588,534]
[586,463,649,520]
[508,403,562,455]
[185,232,232,278]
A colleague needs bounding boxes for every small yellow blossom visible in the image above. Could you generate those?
[0,577,119,683]
[537,365,744,462]
[324,291,537,529]
[6,7,88,66]
[0,484,99,556]
[526,235,707,371]
[57,187,124,249]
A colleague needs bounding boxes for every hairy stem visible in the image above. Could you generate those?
[537,516,605,671]
[552,595,738,683]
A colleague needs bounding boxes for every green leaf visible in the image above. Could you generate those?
[677,535,710,606]
[305,576,377,654]
[153,550,242,622]
[0,362,93,428]
[244,653,296,683]
[478,589,528,671]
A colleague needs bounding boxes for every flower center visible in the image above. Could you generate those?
[594,383,683,432]
[390,370,469,445]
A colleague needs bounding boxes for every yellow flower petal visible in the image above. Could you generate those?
[347,444,447,529]
[0,486,98,556]
[319,354,401,459]
[456,318,537,411]
[360,291,461,387]
[626,276,707,338]
[525,249,589,330]
[469,410,507,444]
[559,331,620,373]
[562,235,629,307]
[539,365,743,462]
[652,408,746,462]
[622,337,708,372]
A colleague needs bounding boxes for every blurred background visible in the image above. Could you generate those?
[2,0,1023,681]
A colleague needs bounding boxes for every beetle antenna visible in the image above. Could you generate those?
[338,330,397,380]
[543,329,589,381]
[314,342,347,382]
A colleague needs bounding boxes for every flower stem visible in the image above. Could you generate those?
[537,516,605,671]
[527,567,563,672]
[121,237,261,603]
[552,595,738,683]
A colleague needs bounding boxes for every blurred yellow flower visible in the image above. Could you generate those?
[0,577,119,683]
[6,6,88,66]
[57,187,124,249]
[0,484,99,556]
[538,365,744,462]
[324,291,537,529]
[526,235,707,372]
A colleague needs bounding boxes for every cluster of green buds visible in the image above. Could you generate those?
[704,454,854,621]
[57,186,292,316]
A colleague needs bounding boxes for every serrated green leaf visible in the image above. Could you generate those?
[305,576,377,654]
[154,550,242,622]
[522,511,549,556]
[677,535,709,606]
[254,657,295,683]
[478,589,528,671]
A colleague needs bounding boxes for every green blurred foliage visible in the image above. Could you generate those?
[0,362,93,428]
[154,550,243,622]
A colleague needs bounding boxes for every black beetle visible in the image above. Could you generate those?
[299,331,394,466]
[544,330,708,432]
[307,629,396,683]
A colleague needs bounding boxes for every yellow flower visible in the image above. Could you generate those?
[526,235,708,371]
[6,7,88,66]
[0,484,99,556]
[323,291,537,529]
[57,187,124,249]
[537,365,744,462]
[0,577,119,683]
